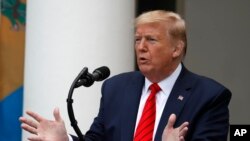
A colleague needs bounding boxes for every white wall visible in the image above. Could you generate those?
[184,0,250,124]
[23,0,135,140]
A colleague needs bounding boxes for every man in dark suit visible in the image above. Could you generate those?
[20,10,231,141]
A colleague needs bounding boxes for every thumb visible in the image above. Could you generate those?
[53,107,62,122]
[166,113,176,129]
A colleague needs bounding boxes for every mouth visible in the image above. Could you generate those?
[138,56,149,64]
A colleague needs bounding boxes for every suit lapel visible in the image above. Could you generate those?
[120,72,144,141]
[154,66,194,141]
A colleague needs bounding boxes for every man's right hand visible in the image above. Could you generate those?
[19,107,69,141]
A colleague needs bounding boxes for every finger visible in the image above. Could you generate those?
[26,111,44,122]
[179,127,188,137]
[21,123,37,135]
[166,114,176,129]
[53,107,62,122]
[178,122,189,137]
[179,121,189,131]
[28,136,43,141]
[180,136,185,141]
[19,117,38,129]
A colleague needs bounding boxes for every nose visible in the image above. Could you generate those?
[136,38,147,51]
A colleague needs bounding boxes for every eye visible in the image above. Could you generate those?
[146,37,157,43]
[149,38,156,41]
[135,37,141,44]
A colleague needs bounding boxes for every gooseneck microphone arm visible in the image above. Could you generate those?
[67,67,88,141]
[67,66,110,141]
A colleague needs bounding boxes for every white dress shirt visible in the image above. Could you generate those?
[134,64,182,140]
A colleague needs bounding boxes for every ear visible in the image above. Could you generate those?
[172,40,184,58]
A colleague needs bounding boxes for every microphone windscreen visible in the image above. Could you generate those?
[93,66,110,81]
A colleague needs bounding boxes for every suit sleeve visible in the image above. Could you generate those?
[189,88,232,141]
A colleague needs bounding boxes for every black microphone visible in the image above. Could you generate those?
[92,66,110,81]
[75,66,110,87]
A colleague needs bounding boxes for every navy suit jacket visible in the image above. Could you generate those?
[72,65,231,141]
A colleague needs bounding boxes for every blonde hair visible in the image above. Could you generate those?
[136,10,187,56]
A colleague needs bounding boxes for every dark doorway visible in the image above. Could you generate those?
[136,0,176,16]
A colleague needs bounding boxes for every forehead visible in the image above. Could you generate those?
[135,22,167,36]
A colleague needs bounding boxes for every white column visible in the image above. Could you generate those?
[23,0,135,140]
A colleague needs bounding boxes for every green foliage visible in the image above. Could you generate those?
[1,0,26,29]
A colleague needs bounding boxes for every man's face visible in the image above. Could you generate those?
[135,22,178,81]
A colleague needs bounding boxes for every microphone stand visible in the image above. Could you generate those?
[67,67,90,141]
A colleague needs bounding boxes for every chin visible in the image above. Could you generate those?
[138,65,152,75]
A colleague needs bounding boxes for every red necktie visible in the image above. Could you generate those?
[134,83,161,141]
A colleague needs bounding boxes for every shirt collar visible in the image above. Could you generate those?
[144,64,182,95]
